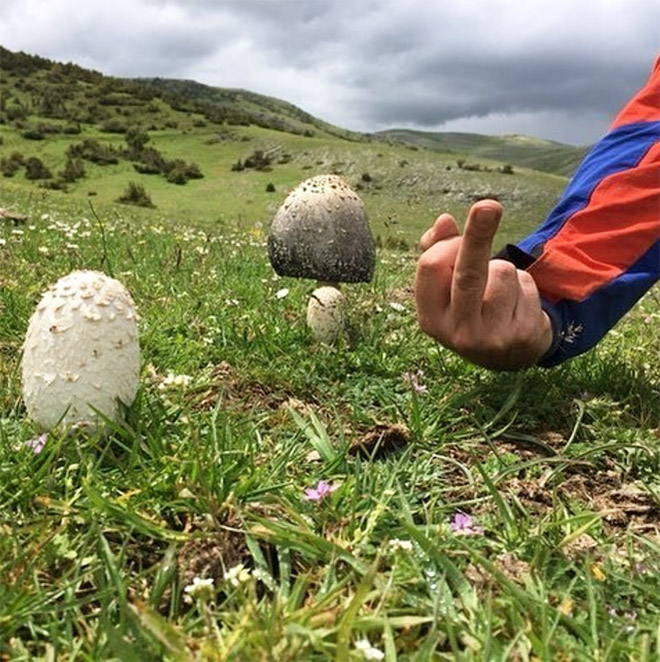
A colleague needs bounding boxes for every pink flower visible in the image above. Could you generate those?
[450,511,484,536]
[25,433,48,454]
[304,479,340,502]
[402,370,428,394]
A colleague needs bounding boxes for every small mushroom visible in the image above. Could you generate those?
[268,174,375,341]
[21,270,140,432]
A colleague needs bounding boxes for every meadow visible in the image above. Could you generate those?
[1,48,660,662]
[1,180,659,661]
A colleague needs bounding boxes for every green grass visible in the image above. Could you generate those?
[0,118,567,250]
[0,186,659,661]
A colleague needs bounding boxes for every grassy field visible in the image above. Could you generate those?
[1,48,660,661]
[0,185,659,661]
[0,119,568,251]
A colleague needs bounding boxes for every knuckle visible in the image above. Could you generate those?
[416,251,441,276]
[489,259,518,282]
[450,327,480,355]
[452,267,483,293]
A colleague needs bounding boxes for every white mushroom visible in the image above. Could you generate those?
[21,270,140,431]
[306,286,344,343]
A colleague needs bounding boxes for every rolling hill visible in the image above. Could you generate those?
[377,129,589,177]
[0,46,573,247]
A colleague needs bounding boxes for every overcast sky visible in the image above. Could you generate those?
[1,0,658,145]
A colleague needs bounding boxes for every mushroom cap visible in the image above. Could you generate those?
[306,286,344,343]
[21,270,140,431]
[268,174,375,283]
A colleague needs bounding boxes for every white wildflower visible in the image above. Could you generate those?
[224,563,251,587]
[183,576,214,602]
[388,538,414,553]
[275,288,289,299]
[355,639,385,661]
[389,302,405,312]
[159,373,193,390]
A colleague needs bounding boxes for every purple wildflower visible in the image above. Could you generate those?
[402,369,428,395]
[25,433,48,454]
[304,479,340,502]
[450,511,484,536]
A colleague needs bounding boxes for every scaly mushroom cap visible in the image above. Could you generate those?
[268,174,375,283]
[21,270,140,431]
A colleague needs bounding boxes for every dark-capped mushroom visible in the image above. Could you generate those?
[268,174,375,341]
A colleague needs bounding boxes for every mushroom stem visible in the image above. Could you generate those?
[306,285,345,343]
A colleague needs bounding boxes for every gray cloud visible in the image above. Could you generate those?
[1,0,658,144]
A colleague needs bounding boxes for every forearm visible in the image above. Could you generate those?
[499,58,660,366]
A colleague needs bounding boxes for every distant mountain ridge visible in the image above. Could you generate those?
[135,77,366,141]
[377,129,589,177]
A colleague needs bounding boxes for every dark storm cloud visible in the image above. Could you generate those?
[358,53,655,127]
[1,0,658,143]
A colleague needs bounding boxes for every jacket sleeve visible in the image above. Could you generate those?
[499,56,660,367]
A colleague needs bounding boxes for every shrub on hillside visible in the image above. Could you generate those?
[62,122,82,135]
[25,157,52,180]
[117,182,155,208]
[243,150,272,171]
[22,129,45,141]
[184,162,203,179]
[60,157,86,183]
[165,163,188,185]
[67,139,120,165]
[1,151,24,177]
[100,118,128,134]
[125,128,150,158]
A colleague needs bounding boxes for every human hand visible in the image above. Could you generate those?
[414,200,553,370]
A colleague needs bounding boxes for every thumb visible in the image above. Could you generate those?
[419,213,460,251]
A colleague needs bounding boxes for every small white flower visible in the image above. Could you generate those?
[0,238,6,246]
[388,538,414,553]
[159,373,193,390]
[275,288,289,299]
[224,563,251,587]
[355,639,385,661]
[184,576,214,602]
[389,302,405,312]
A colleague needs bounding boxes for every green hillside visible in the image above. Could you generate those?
[0,47,569,248]
[378,129,589,177]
